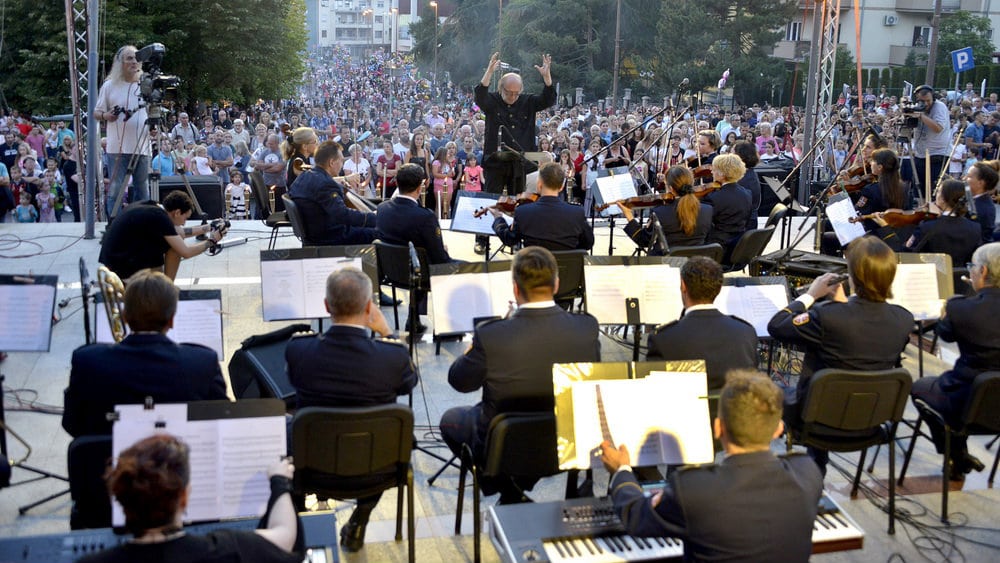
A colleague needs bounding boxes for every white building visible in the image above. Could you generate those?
[306,0,445,56]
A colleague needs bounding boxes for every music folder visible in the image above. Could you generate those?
[259,245,376,321]
[450,190,506,236]
[429,260,514,335]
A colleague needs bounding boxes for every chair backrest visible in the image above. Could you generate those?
[801,368,912,431]
[292,405,414,480]
[550,250,587,304]
[963,371,1000,433]
[67,435,113,530]
[482,412,561,480]
[728,226,776,269]
[374,240,429,289]
[765,202,788,228]
[249,170,272,217]
[281,194,307,243]
[668,243,725,263]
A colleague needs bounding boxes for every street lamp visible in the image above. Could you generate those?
[362,9,373,57]
[390,8,398,55]
[429,1,438,88]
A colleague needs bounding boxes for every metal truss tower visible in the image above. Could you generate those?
[798,0,842,201]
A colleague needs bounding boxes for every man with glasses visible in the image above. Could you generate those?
[911,243,1000,480]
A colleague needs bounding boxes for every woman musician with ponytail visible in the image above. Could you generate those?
[900,179,982,265]
[619,166,713,254]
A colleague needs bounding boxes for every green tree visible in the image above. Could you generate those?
[0,1,307,115]
[936,10,994,69]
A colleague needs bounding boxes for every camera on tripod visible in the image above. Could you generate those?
[211,218,231,233]
[135,43,180,121]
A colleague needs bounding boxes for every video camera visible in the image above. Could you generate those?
[135,43,180,122]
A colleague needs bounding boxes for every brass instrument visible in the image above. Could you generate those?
[97,266,127,343]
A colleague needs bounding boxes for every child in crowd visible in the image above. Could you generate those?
[191,145,213,175]
[226,169,250,219]
[9,166,28,207]
[15,192,37,223]
[45,157,64,185]
[831,138,848,172]
[949,141,968,178]
[35,170,58,223]
[462,154,482,192]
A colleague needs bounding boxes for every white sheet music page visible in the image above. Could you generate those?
[301,257,360,318]
[889,263,944,320]
[430,270,512,333]
[0,283,55,352]
[826,192,866,246]
[584,264,681,324]
[594,173,637,216]
[260,259,305,320]
[167,298,224,359]
[715,284,789,337]
[450,194,509,235]
[216,416,287,518]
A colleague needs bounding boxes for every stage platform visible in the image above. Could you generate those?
[0,216,998,562]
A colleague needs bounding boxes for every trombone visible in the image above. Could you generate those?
[97,266,127,343]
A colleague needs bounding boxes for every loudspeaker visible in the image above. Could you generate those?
[228,324,312,410]
[158,175,225,219]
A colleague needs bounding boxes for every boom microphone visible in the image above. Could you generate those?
[677,78,690,90]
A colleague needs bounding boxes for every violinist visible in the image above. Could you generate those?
[491,161,594,252]
[856,148,908,228]
[899,179,982,266]
[620,166,712,253]
[282,127,318,190]
[732,140,762,230]
[964,161,999,243]
[702,154,752,257]
[695,130,722,165]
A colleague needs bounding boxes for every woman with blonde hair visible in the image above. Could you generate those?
[703,153,752,256]
[281,127,318,188]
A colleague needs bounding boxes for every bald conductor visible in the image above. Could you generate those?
[475,52,557,195]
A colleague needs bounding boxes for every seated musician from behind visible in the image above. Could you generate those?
[963,161,998,244]
[440,246,600,503]
[77,435,301,563]
[911,243,1000,480]
[768,237,913,476]
[491,161,594,252]
[287,140,376,246]
[62,270,228,438]
[620,166,713,253]
[600,371,823,562]
[701,154,752,255]
[899,179,982,266]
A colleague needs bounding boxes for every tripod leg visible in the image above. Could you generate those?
[18,488,70,515]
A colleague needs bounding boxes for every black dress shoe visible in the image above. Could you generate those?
[379,292,400,306]
[405,321,427,334]
[339,518,367,553]
[963,453,986,473]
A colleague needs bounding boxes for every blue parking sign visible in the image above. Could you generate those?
[952,47,975,73]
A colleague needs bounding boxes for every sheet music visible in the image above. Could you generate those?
[111,403,286,525]
[826,193,866,246]
[584,264,682,324]
[260,256,360,320]
[96,292,225,360]
[889,263,944,320]
[593,172,638,216]
[0,283,56,352]
[568,374,713,468]
[430,270,512,333]
[450,192,507,235]
[716,284,789,337]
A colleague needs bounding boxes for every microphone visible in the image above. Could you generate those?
[501,125,524,152]
[649,212,669,255]
[965,185,978,220]
[408,241,421,278]
[676,78,690,91]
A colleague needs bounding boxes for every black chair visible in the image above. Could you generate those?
[550,250,587,312]
[291,405,415,563]
[373,240,429,329]
[765,202,795,248]
[785,368,912,534]
[67,435,113,530]
[668,243,725,263]
[726,226,776,272]
[455,412,566,563]
[280,194,308,244]
[899,371,1000,523]
[249,170,291,250]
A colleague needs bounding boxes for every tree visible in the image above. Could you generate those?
[935,10,994,70]
[0,1,307,115]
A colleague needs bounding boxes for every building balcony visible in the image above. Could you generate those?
[888,44,930,66]
[770,40,811,61]
[895,0,959,13]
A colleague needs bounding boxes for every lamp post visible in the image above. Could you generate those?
[362,9,373,57]
[429,1,439,88]
[390,8,398,55]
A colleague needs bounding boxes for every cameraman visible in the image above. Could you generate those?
[94,45,151,219]
[99,191,228,281]
[910,84,951,195]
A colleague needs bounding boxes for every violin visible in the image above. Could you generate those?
[839,173,875,193]
[596,183,722,212]
[683,156,713,179]
[850,208,938,228]
[473,192,540,218]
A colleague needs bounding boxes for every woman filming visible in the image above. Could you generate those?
[77,434,301,563]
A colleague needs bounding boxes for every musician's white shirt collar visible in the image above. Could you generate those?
[396,194,419,204]
[684,304,718,313]
[518,300,556,309]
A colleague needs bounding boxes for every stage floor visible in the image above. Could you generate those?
[0,216,998,562]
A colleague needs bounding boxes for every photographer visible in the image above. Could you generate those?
[94,45,151,219]
[909,84,951,195]
[99,191,228,281]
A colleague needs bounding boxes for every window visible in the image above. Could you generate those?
[322,30,327,38]
[912,26,931,47]
[988,28,994,40]
[785,21,801,42]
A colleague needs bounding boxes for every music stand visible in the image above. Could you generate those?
[0,274,70,513]
[450,190,504,266]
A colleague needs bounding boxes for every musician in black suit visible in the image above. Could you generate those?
[286,267,417,552]
[288,140,376,246]
[911,243,1000,480]
[440,246,600,503]
[768,237,913,475]
[620,166,712,253]
[491,162,594,251]
[965,162,997,244]
[62,270,227,438]
[903,180,982,267]
[647,256,758,392]
[601,371,823,562]
[701,154,752,256]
